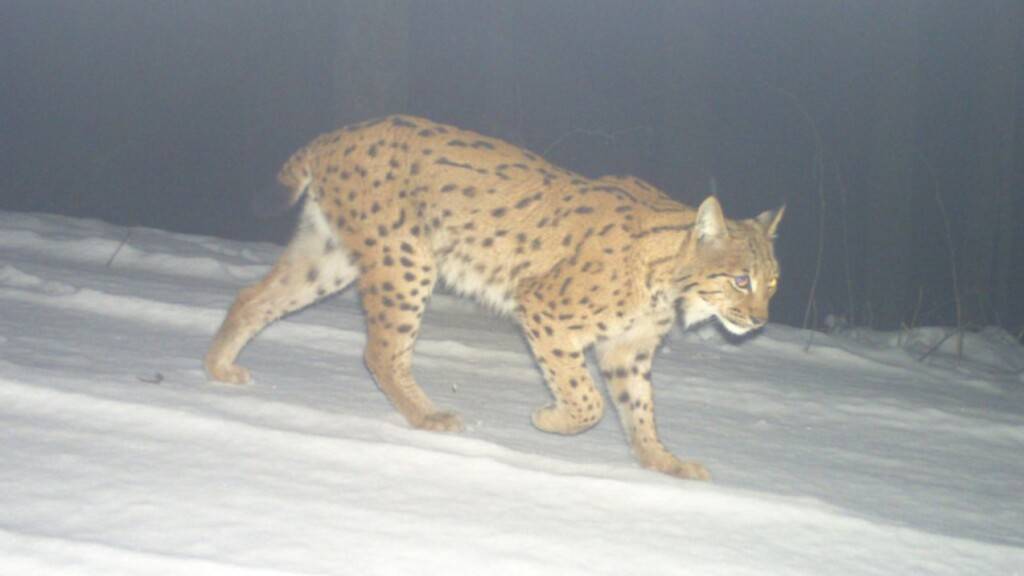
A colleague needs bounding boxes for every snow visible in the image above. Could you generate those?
[1,210,1023,575]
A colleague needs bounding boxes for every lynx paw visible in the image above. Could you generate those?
[531,405,600,435]
[206,361,252,385]
[639,449,712,481]
[413,411,464,433]
[662,460,712,481]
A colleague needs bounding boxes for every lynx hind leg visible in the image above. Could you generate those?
[596,333,710,481]
[205,201,358,384]
[358,242,460,432]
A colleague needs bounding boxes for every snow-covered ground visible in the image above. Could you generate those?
[1,210,1022,575]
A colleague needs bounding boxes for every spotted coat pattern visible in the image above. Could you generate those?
[205,115,784,480]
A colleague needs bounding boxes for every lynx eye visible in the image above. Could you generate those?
[733,275,751,290]
[767,277,778,291]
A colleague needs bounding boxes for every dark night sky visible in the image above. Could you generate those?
[2,1,1022,333]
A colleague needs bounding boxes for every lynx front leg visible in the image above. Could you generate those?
[596,333,711,481]
[517,292,604,435]
[358,247,461,432]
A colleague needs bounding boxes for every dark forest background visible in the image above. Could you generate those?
[2,1,1022,334]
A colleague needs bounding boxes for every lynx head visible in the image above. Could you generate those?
[677,196,784,335]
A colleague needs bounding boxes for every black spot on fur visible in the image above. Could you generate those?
[391,209,407,230]
[391,116,417,128]
[435,157,475,171]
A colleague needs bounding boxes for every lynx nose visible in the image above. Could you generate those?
[749,315,766,327]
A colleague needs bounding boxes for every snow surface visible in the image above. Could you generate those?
[1,211,1023,575]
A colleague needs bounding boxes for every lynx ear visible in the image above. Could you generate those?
[756,205,785,238]
[694,196,728,244]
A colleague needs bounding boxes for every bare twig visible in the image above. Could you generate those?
[913,289,990,327]
[900,287,924,348]
[106,229,133,268]
[805,144,826,333]
[917,329,959,363]
[920,152,963,365]
[835,161,856,324]
[910,285,924,330]
[761,83,826,335]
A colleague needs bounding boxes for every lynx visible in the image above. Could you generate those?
[205,115,783,480]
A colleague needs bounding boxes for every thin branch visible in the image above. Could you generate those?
[919,152,963,364]
[106,229,133,268]
[917,329,959,363]
[909,285,924,330]
[762,83,826,334]
[835,161,856,324]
